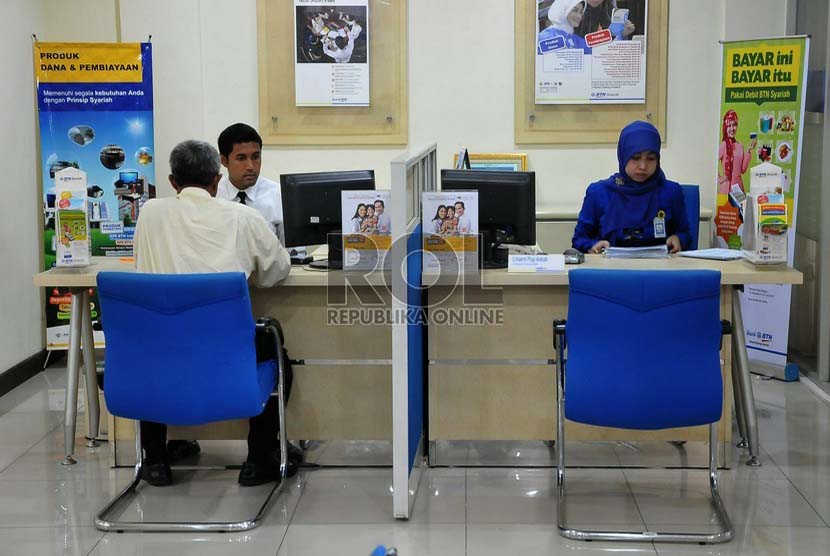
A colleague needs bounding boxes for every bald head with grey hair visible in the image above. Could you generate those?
[168,140,222,193]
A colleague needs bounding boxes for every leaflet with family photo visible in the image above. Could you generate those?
[422,192,479,275]
[341,190,391,271]
[294,0,370,106]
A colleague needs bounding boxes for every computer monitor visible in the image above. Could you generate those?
[440,169,536,269]
[119,171,139,184]
[280,170,376,267]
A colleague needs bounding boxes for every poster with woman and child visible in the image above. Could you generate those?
[535,0,648,104]
[422,192,479,275]
[341,191,391,271]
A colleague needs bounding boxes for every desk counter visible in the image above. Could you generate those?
[33,257,392,288]
[34,257,393,465]
[426,255,803,287]
[425,257,802,456]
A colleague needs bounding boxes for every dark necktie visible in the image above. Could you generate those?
[236,191,248,205]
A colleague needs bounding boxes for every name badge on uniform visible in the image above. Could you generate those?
[653,210,666,239]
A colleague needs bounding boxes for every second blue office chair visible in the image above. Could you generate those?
[94,271,288,532]
[553,269,733,544]
[682,184,700,250]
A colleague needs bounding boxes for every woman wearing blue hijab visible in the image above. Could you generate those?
[572,121,692,253]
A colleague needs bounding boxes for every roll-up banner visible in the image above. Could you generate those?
[714,36,809,380]
[35,42,155,349]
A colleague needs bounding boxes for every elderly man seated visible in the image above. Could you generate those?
[133,139,295,487]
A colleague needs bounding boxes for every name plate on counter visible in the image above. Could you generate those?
[507,254,565,273]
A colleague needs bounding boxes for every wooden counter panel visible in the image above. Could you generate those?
[428,286,566,360]
[251,287,392,360]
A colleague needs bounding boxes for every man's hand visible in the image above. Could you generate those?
[666,235,682,254]
[623,21,635,37]
[589,240,610,254]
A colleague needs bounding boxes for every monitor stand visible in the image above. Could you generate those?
[481,243,509,270]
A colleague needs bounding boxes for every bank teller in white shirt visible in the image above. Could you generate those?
[216,123,285,245]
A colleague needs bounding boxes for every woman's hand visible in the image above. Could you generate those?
[666,235,682,254]
[623,21,635,37]
[589,240,610,254]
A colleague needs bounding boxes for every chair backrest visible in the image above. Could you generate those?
[97,272,275,426]
[681,184,700,250]
[565,269,723,430]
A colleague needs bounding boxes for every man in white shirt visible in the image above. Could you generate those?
[216,123,285,245]
[323,34,355,64]
[455,201,472,234]
[374,199,391,235]
[134,140,292,487]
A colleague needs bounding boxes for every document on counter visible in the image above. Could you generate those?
[678,248,744,261]
[604,245,668,259]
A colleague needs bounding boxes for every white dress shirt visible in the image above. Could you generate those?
[323,38,355,63]
[217,175,284,244]
[375,211,391,235]
[134,187,291,288]
[456,214,472,234]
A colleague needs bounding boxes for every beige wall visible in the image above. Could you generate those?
[0,1,46,372]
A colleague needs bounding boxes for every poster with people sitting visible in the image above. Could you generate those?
[294,0,369,106]
[422,191,479,275]
[341,190,391,271]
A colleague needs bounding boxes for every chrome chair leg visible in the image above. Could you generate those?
[554,325,733,544]
[95,320,289,532]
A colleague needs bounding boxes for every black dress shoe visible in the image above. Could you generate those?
[238,460,279,487]
[166,440,201,462]
[238,449,300,486]
[141,462,172,486]
[287,443,304,469]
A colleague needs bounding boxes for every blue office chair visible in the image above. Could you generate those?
[553,269,733,544]
[93,272,288,533]
[682,184,700,250]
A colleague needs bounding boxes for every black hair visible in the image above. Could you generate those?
[352,203,367,219]
[217,123,263,157]
[432,205,446,221]
[374,199,385,208]
[335,35,348,50]
[454,201,465,210]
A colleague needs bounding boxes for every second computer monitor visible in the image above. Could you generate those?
[440,169,536,264]
[280,170,376,249]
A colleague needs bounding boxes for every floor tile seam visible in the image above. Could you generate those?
[619,466,649,532]
[278,474,312,554]
[0,428,56,475]
[759,442,830,527]
[775,470,830,528]
[464,469,468,555]
[85,529,107,556]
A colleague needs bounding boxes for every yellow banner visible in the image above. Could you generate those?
[725,43,802,88]
[424,235,478,253]
[343,234,392,250]
[35,42,143,83]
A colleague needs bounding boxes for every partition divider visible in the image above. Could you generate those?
[390,144,436,518]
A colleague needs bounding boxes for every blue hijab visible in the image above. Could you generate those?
[615,120,666,194]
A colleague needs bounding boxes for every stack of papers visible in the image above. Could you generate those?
[678,248,744,261]
[604,245,668,259]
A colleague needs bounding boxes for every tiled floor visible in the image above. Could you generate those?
[1,369,829,555]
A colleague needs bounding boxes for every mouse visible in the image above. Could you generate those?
[563,248,585,265]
